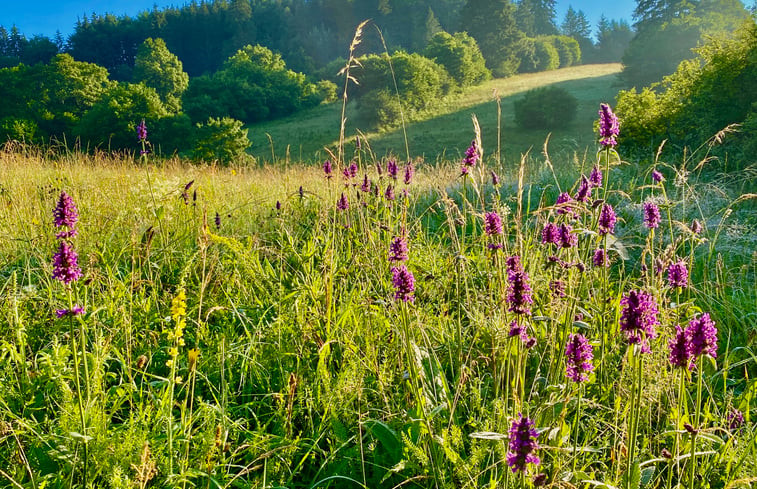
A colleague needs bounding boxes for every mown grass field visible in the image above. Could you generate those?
[0,113,755,488]
[248,63,623,164]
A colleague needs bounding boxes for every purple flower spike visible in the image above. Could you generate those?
[507,269,533,316]
[385,184,395,201]
[360,174,371,193]
[668,325,692,369]
[565,333,594,383]
[643,201,661,229]
[323,160,333,179]
[555,192,573,215]
[592,248,609,267]
[574,175,591,203]
[391,265,415,302]
[52,241,83,285]
[491,170,501,186]
[589,165,603,188]
[550,280,566,298]
[598,103,619,147]
[336,193,349,210]
[619,290,659,350]
[507,414,540,473]
[404,163,414,185]
[541,222,559,246]
[387,160,398,180]
[691,219,703,234]
[652,169,664,183]
[462,140,479,168]
[558,223,577,249]
[53,191,79,238]
[484,212,503,236]
[598,204,616,235]
[686,313,717,359]
[136,119,148,141]
[727,409,744,430]
[667,260,688,288]
[389,236,409,263]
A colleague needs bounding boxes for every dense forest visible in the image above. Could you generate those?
[0,0,753,159]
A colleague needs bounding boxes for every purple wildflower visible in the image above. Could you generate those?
[598,204,616,235]
[484,212,503,236]
[691,219,703,234]
[337,193,349,211]
[508,321,527,341]
[598,103,619,147]
[505,255,522,275]
[686,313,717,359]
[275,200,281,211]
[727,409,744,430]
[491,170,501,186]
[652,169,664,183]
[360,174,371,193]
[404,163,414,185]
[214,212,221,230]
[507,414,540,473]
[619,290,659,350]
[667,260,689,288]
[387,160,398,180]
[589,165,603,187]
[555,192,574,216]
[541,222,559,245]
[323,160,333,179]
[550,280,566,298]
[462,140,479,168]
[507,269,533,316]
[574,175,591,203]
[55,305,85,318]
[592,248,609,267]
[668,325,691,369]
[53,191,79,239]
[643,201,661,229]
[391,265,415,303]
[558,223,577,249]
[385,184,395,201]
[136,119,147,141]
[389,236,409,263]
[565,333,594,382]
[52,241,83,285]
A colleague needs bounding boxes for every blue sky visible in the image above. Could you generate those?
[3,0,636,39]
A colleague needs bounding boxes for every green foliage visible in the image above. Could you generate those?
[544,35,582,66]
[74,82,168,150]
[517,37,560,73]
[133,38,189,114]
[514,85,577,128]
[182,44,325,125]
[424,31,491,87]
[191,116,251,163]
[459,0,525,76]
[595,16,634,63]
[621,0,750,87]
[616,18,757,165]
[0,116,37,141]
[353,51,453,129]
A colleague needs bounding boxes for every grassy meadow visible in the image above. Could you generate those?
[0,70,756,489]
[248,63,622,164]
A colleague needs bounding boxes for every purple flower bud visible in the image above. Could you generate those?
[652,169,664,183]
[686,313,717,359]
[555,192,574,216]
[558,223,577,249]
[323,160,333,179]
[391,265,415,302]
[52,241,83,285]
[667,260,688,288]
[668,325,691,369]
[598,103,619,147]
[541,222,559,246]
[349,162,358,179]
[507,414,540,473]
[598,204,616,235]
[389,236,409,263]
[574,175,591,203]
[592,248,609,267]
[507,268,533,316]
[643,201,661,229]
[404,163,414,185]
[360,174,371,193]
[565,333,594,382]
[691,219,703,234]
[56,305,85,318]
[589,165,603,188]
[385,184,395,201]
[337,193,349,210]
[619,290,659,350]
[215,212,221,230]
[387,160,398,180]
[462,140,479,168]
[136,119,148,141]
[484,211,503,236]
[727,409,744,430]
[53,191,79,239]
[550,280,566,298]
[275,200,281,210]
[491,170,500,186]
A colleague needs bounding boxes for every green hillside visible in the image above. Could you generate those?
[248,63,622,164]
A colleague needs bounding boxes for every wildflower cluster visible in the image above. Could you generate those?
[166,288,187,367]
[565,333,594,382]
[507,414,540,473]
[52,191,83,314]
[619,290,659,351]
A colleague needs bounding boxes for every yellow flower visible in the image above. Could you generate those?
[170,289,187,320]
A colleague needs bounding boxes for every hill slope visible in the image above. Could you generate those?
[247,63,622,163]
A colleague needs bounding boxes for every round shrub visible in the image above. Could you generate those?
[424,31,490,87]
[545,35,582,67]
[514,86,578,129]
[192,117,251,164]
[518,38,560,73]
